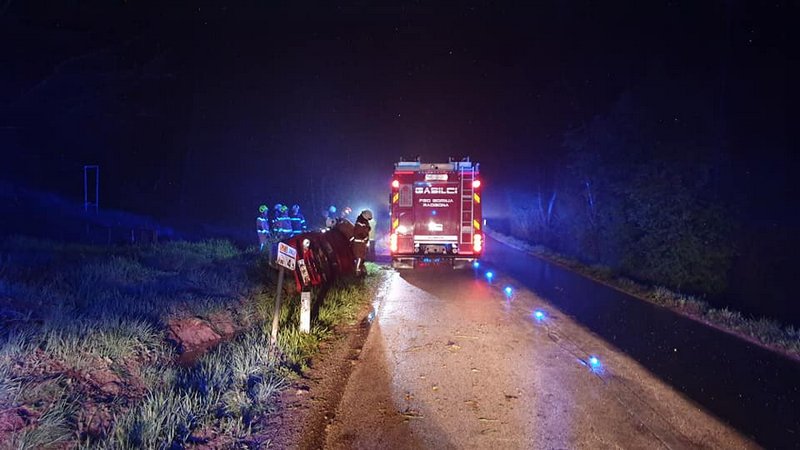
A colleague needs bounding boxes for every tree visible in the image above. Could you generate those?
[563,77,736,295]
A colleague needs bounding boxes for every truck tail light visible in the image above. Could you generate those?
[390,232,398,253]
[472,179,481,189]
[392,179,400,189]
[473,233,483,253]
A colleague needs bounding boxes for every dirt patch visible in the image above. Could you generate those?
[0,408,28,433]
[167,309,252,367]
[256,302,375,449]
[85,367,123,397]
[207,311,238,338]
[0,348,157,444]
[167,317,223,353]
[77,403,115,439]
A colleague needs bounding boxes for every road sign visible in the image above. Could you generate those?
[297,259,311,285]
[276,242,297,271]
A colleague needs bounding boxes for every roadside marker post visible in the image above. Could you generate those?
[271,242,297,344]
[300,290,311,333]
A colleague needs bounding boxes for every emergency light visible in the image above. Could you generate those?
[389,233,398,253]
[588,356,602,372]
[391,179,400,189]
[472,179,481,189]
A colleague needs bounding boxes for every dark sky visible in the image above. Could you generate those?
[0,1,795,225]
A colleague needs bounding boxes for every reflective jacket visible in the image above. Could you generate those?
[256,216,270,235]
[290,211,307,234]
[353,215,371,243]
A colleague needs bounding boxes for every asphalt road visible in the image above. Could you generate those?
[484,235,800,449]
[323,238,785,449]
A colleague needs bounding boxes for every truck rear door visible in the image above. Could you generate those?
[413,176,460,242]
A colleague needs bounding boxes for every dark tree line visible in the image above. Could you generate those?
[509,76,737,298]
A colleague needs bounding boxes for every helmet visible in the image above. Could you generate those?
[360,209,373,220]
[291,204,300,213]
[258,204,268,213]
[280,205,288,213]
[274,203,283,210]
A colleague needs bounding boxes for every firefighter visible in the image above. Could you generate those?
[270,203,282,235]
[340,206,353,222]
[290,204,307,236]
[325,205,338,228]
[278,204,293,239]
[352,209,372,276]
[256,204,271,251]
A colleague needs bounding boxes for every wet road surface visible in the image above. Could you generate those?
[484,235,800,449]
[324,240,771,448]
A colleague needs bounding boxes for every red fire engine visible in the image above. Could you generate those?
[389,157,483,268]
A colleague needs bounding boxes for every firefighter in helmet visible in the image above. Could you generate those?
[290,204,307,236]
[256,204,271,251]
[272,203,292,240]
[270,203,283,235]
[325,205,338,228]
[340,206,353,222]
[276,204,292,239]
[352,209,372,276]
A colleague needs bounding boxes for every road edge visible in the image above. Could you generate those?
[260,270,392,449]
[485,229,800,363]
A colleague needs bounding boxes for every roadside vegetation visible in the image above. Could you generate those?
[487,230,800,359]
[0,236,382,448]
[505,78,796,327]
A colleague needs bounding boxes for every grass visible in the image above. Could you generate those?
[37,318,163,371]
[487,228,800,359]
[0,236,385,448]
[278,263,382,369]
[10,394,77,450]
[94,274,379,449]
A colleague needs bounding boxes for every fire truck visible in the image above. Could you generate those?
[389,157,483,268]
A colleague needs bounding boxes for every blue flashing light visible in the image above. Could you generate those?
[588,356,602,371]
[533,310,545,321]
[472,261,480,268]
[504,286,513,296]
[485,271,494,280]
[432,210,437,216]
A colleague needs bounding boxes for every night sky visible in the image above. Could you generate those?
[1,1,795,226]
